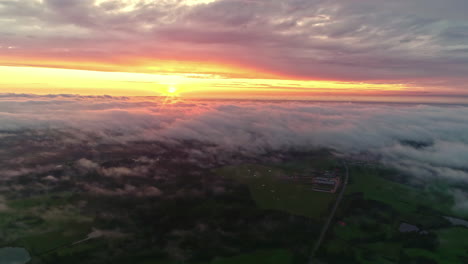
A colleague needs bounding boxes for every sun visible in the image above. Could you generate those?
[166,86,177,95]
[168,86,177,94]
[162,86,179,97]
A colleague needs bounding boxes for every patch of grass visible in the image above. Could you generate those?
[433,227,468,263]
[346,166,456,217]
[210,249,293,264]
[274,155,339,173]
[0,213,49,244]
[333,215,395,242]
[8,192,76,210]
[216,164,334,219]
[18,222,92,255]
[322,238,352,256]
[0,192,91,247]
[403,248,439,263]
[360,242,401,263]
[39,238,110,263]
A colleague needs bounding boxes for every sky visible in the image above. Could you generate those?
[0,0,467,99]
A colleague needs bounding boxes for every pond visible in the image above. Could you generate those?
[445,216,468,228]
[0,247,31,264]
[398,222,419,233]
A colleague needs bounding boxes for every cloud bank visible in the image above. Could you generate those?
[1,94,468,183]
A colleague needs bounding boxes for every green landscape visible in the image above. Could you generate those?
[1,152,467,264]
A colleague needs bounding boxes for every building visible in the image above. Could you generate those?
[311,176,341,193]
[278,171,341,193]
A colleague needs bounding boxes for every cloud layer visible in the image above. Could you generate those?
[1,94,468,183]
[1,0,468,89]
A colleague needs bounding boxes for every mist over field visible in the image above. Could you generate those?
[1,94,467,201]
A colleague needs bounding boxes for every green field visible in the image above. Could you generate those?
[272,153,339,172]
[346,165,459,218]
[0,192,94,263]
[112,249,293,264]
[3,155,466,264]
[403,227,468,263]
[216,164,335,219]
[7,192,77,210]
[210,249,293,264]
[320,163,468,263]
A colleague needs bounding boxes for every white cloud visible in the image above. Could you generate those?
[0,196,9,212]
[75,157,150,178]
[85,183,163,197]
[1,94,468,184]
[44,175,59,181]
[76,158,100,171]
[0,165,58,179]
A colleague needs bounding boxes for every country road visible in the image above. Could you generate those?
[309,161,349,264]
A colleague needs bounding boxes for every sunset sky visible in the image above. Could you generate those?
[0,0,467,99]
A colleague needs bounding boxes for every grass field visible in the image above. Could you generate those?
[19,222,91,255]
[345,165,459,218]
[404,227,468,263]
[332,215,395,241]
[209,249,293,264]
[0,192,94,263]
[111,248,293,264]
[3,155,465,264]
[321,163,468,263]
[216,164,335,219]
[7,192,77,210]
[272,154,339,172]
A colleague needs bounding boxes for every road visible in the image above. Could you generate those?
[309,161,349,264]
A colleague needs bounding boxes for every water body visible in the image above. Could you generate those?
[444,216,468,228]
[0,247,31,264]
[398,222,419,233]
